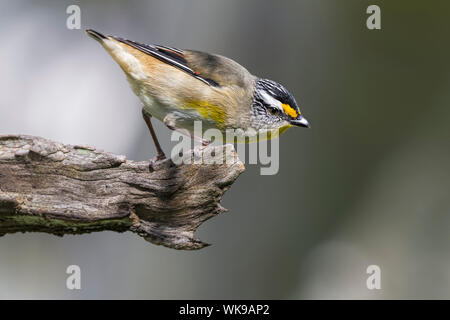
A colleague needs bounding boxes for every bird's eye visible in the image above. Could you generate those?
[268,107,279,116]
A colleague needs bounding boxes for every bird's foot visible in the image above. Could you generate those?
[148,153,166,172]
[201,139,211,146]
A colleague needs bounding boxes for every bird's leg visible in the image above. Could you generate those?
[142,109,166,162]
[163,114,211,146]
[167,125,211,146]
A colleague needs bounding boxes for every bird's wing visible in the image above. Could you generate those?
[112,36,253,88]
[181,50,254,88]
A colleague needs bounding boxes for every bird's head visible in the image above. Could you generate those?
[250,78,310,133]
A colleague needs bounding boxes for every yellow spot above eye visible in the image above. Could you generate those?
[281,103,299,118]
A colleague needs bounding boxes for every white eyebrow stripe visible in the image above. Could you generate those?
[260,91,283,111]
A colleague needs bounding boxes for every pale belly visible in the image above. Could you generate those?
[128,76,220,135]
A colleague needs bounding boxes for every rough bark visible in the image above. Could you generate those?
[0,134,244,250]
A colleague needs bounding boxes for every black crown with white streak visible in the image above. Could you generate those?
[254,79,299,114]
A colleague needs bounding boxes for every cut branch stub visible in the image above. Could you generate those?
[0,134,245,250]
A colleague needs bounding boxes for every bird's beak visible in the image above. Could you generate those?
[290,116,310,128]
[86,29,107,43]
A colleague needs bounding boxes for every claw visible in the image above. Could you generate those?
[148,153,166,172]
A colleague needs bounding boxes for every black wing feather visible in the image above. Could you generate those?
[112,36,219,87]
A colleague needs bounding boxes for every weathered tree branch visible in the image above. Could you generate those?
[0,135,244,250]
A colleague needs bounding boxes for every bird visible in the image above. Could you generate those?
[86,29,310,162]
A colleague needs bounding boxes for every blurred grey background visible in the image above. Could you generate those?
[0,0,449,299]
